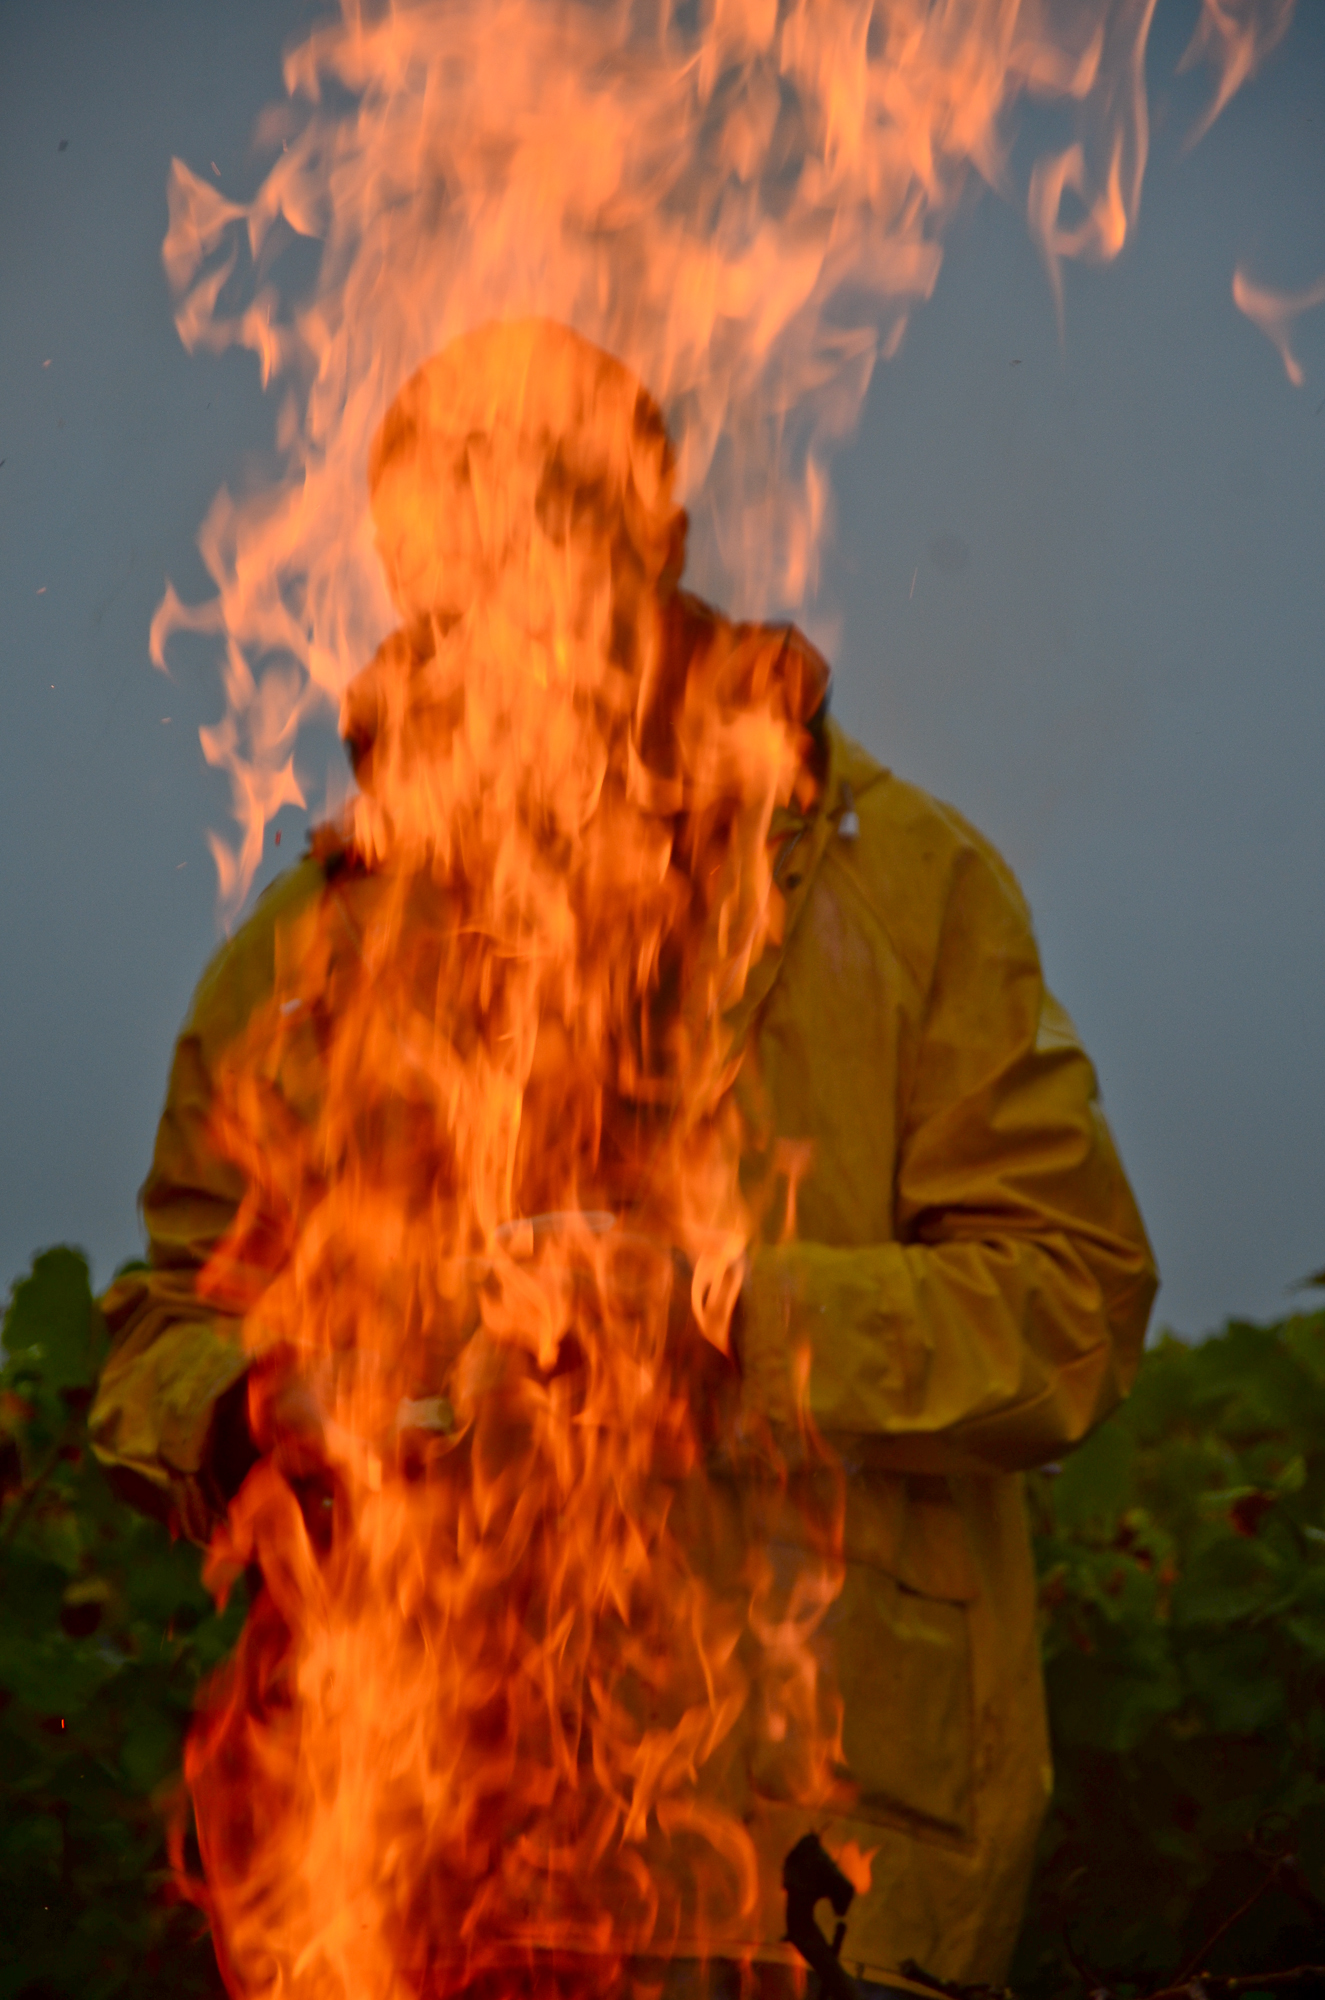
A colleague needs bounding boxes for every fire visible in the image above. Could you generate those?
[153,0,1293,923]
[1233,266,1325,387]
[178,319,842,1998]
[151,4,1296,1997]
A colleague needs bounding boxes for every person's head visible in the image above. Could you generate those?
[342,319,690,827]
[368,318,686,670]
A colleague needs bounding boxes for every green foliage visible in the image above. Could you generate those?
[3,1249,1322,1997]
[0,1251,243,2000]
[1012,1310,1325,1995]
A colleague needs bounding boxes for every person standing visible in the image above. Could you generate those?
[92,320,1157,1993]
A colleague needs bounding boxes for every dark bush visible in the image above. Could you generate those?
[0,1250,243,2000]
[1013,1308,1325,1994]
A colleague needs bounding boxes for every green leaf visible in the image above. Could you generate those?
[1181,1630,1284,1734]
[121,1531,213,1630]
[1048,1409,1136,1532]
[2,1248,106,1395]
[1170,1525,1281,1627]
[118,1701,185,1795]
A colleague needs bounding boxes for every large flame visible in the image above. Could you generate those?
[179,317,842,1998]
[155,0,1293,919]
[154,5,1296,1998]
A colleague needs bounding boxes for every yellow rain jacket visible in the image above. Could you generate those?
[92,674,1156,1986]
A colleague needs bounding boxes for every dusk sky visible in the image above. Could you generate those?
[2,0,1322,1340]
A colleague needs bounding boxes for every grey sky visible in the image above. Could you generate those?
[2,0,1322,1338]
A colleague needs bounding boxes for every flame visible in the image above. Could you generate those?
[152,4,1297,1997]
[177,318,847,1998]
[1179,0,1295,147]
[1233,266,1325,388]
[825,1838,877,1899]
[154,0,1292,920]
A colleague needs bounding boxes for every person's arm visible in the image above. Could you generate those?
[90,862,326,1540]
[739,835,1158,1475]
[90,1029,257,1541]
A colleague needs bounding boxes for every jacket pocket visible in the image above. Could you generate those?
[825,1554,974,1842]
[741,1471,977,1842]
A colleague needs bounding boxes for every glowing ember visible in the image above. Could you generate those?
[150,5,1295,1997]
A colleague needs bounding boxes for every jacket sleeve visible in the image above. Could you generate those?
[89,1032,253,1542]
[739,830,1159,1476]
[88,866,320,1541]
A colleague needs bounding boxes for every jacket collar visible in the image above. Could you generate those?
[725,716,886,1046]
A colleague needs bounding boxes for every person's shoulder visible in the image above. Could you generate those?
[824,719,1036,985]
[185,851,329,1055]
[831,719,1009,865]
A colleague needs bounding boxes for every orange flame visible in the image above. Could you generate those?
[154,0,1291,920]
[176,319,849,1998]
[824,1838,877,1900]
[1179,0,1295,148]
[1233,266,1325,388]
[152,6,1297,1997]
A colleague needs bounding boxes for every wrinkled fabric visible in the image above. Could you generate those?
[92,685,1155,1986]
